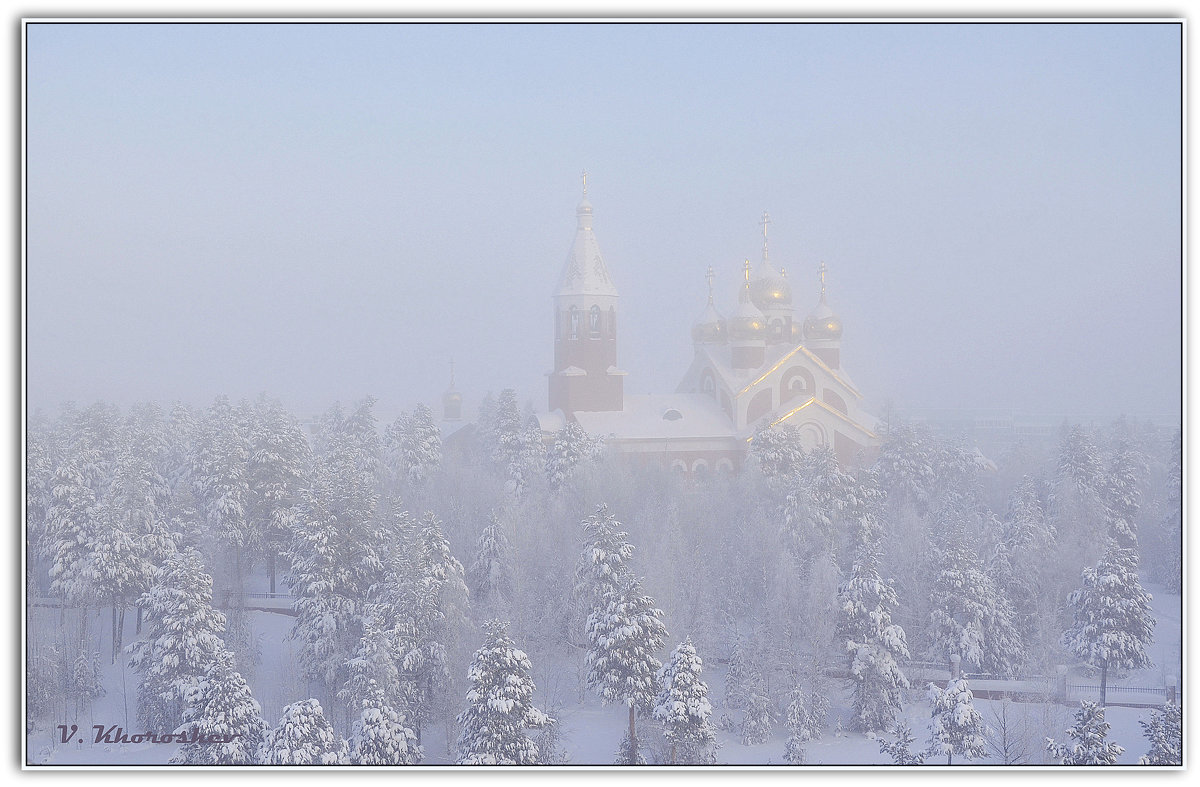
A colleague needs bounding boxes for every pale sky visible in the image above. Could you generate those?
[25,21,1182,424]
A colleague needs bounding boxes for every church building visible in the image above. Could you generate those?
[536,182,881,472]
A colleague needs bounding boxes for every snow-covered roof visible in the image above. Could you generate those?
[556,199,618,298]
[573,394,736,441]
[534,409,568,433]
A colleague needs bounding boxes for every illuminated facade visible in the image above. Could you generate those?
[540,185,880,472]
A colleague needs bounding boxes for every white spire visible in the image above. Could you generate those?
[556,177,618,298]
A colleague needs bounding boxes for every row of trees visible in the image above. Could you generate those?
[27,392,1180,764]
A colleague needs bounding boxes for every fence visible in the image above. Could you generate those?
[1067,683,1169,699]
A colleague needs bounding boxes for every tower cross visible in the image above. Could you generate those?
[581,169,588,197]
[705,265,715,304]
[760,211,771,261]
[818,262,828,296]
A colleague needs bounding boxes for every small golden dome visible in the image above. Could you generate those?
[728,300,768,342]
[803,295,843,342]
[692,302,726,344]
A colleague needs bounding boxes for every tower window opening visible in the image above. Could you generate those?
[569,305,579,339]
[589,304,601,336]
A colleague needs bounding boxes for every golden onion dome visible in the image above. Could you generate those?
[728,298,768,343]
[729,259,768,342]
[692,301,726,344]
[803,294,843,342]
[749,272,792,310]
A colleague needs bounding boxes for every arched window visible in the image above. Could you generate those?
[716,458,734,475]
[692,459,710,477]
[662,408,683,421]
[670,459,688,474]
[781,366,815,405]
[589,305,601,335]
[746,389,773,424]
[569,305,580,340]
[701,372,715,398]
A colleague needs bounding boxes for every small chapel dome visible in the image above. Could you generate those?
[803,263,843,343]
[692,266,726,344]
[728,301,768,343]
[693,302,726,344]
[803,296,843,342]
[729,260,768,342]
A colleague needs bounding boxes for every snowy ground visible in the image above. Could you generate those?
[27,578,1182,767]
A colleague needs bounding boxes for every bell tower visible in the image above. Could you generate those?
[548,173,626,415]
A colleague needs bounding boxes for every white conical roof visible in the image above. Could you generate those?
[556,198,618,298]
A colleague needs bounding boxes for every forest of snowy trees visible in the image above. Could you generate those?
[25,391,1182,766]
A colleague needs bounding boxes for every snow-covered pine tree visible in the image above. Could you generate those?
[878,721,926,765]
[1102,420,1148,534]
[455,620,552,765]
[748,422,806,480]
[474,391,499,464]
[927,491,1025,676]
[171,648,267,765]
[1158,430,1182,594]
[260,698,349,765]
[398,403,443,487]
[162,402,199,494]
[45,461,98,606]
[348,703,423,765]
[1062,538,1155,707]
[506,422,546,498]
[873,420,940,518]
[1045,701,1123,765]
[739,682,773,746]
[490,389,524,468]
[244,394,311,594]
[780,447,854,563]
[129,547,228,732]
[989,475,1055,663]
[837,473,911,733]
[69,649,106,721]
[546,421,604,491]
[1138,701,1181,765]
[572,503,635,645]
[723,641,759,711]
[110,449,175,568]
[287,465,361,695]
[396,510,470,744]
[783,688,809,764]
[926,677,987,765]
[468,510,513,617]
[89,495,155,662]
[653,638,718,764]
[192,396,253,595]
[26,424,57,585]
[533,718,571,765]
[586,573,668,765]
[1049,425,1108,573]
[341,611,422,764]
